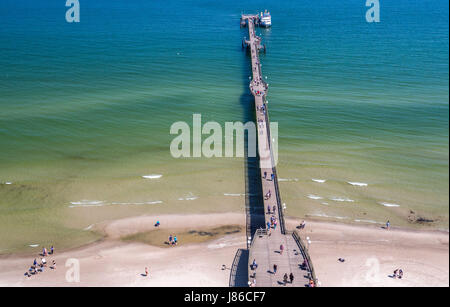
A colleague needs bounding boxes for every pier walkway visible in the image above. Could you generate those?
[239,15,317,287]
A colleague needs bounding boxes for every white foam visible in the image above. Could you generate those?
[111,201,163,206]
[348,182,368,187]
[321,202,329,206]
[308,213,349,220]
[142,174,162,179]
[70,200,163,208]
[279,178,299,182]
[307,194,323,200]
[330,197,355,203]
[83,224,94,231]
[29,244,39,248]
[379,202,400,207]
[178,193,198,201]
[224,193,244,197]
[312,179,326,183]
[69,200,105,208]
[5,182,12,185]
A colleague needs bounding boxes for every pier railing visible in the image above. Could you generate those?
[262,101,287,235]
[289,230,318,285]
[272,167,286,235]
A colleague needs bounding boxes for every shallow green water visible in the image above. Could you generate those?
[0,0,448,253]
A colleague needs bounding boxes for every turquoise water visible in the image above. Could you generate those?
[0,0,448,253]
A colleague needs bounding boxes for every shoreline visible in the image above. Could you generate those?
[0,211,450,260]
[0,212,448,287]
[1,211,448,259]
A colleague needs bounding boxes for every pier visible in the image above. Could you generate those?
[231,15,317,287]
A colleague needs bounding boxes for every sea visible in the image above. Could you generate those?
[0,0,448,253]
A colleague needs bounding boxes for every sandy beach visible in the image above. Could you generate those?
[0,213,448,287]
[287,220,449,287]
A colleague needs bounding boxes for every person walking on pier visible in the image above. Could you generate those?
[251,259,258,270]
[283,273,288,286]
[280,244,284,255]
[272,205,276,214]
[289,273,294,284]
[273,264,278,274]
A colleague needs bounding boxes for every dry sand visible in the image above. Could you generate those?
[287,219,449,287]
[0,213,448,287]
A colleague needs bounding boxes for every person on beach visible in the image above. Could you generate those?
[393,269,399,278]
[33,258,37,267]
[272,205,276,214]
[174,236,178,245]
[145,267,149,277]
[41,258,47,267]
[267,205,271,214]
[274,219,278,230]
[42,247,47,256]
[264,171,267,179]
[271,173,274,181]
[155,220,160,227]
[273,264,277,274]
[280,244,284,255]
[267,221,271,230]
[309,279,315,287]
[398,269,404,279]
[289,273,294,283]
[299,220,306,230]
[50,246,54,255]
[283,273,288,286]
[386,220,390,230]
[168,234,173,245]
[51,260,56,270]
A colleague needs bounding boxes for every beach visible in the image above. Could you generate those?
[0,213,447,287]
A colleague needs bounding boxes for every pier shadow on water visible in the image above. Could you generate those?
[240,43,266,245]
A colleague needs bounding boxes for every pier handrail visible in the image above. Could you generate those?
[262,103,287,235]
[272,167,287,235]
[289,230,318,285]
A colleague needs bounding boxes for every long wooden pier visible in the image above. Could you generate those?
[235,14,317,287]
